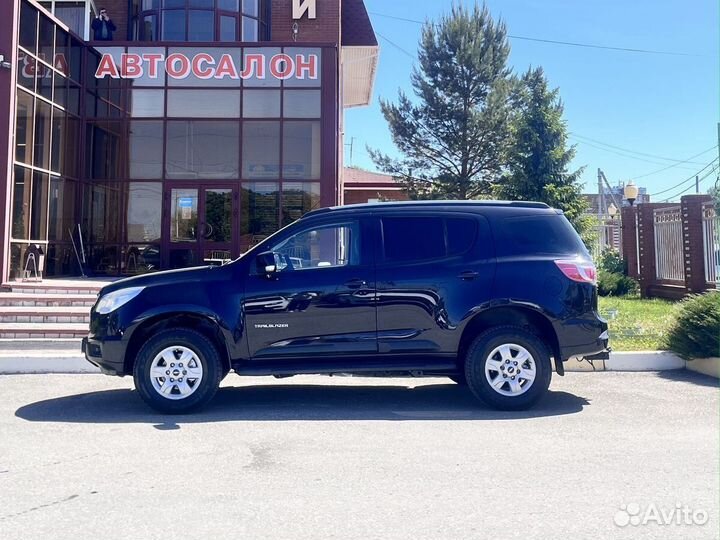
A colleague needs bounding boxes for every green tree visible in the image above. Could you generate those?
[708,182,720,207]
[494,67,590,233]
[369,3,513,199]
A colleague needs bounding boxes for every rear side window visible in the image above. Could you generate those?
[447,217,477,256]
[497,214,588,256]
[381,216,478,263]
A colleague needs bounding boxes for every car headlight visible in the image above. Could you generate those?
[95,287,145,315]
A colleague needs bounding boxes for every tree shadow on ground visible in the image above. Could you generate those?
[655,369,719,388]
[15,382,589,425]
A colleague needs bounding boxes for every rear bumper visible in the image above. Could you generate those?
[558,317,610,362]
[81,336,126,376]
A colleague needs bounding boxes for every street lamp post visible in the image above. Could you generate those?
[607,202,618,220]
[624,181,639,207]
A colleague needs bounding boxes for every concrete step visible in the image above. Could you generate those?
[0,306,90,324]
[2,283,104,295]
[0,322,88,339]
[0,293,97,307]
[0,338,82,350]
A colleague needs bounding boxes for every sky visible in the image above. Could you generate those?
[344,0,720,201]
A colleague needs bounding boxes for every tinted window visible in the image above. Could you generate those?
[130,121,163,179]
[447,217,477,256]
[382,217,445,263]
[166,120,239,179]
[188,10,214,41]
[498,214,587,256]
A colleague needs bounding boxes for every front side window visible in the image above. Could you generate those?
[270,223,360,271]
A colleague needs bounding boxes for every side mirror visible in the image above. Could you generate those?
[256,251,281,277]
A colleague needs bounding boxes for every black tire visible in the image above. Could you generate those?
[133,328,223,414]
[464,326,552,410]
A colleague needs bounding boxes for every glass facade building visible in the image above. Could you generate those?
[0,0,378,279]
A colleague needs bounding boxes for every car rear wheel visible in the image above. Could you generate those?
[464,326,551,410]
[133,328,223,414]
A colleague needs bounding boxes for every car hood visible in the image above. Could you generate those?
[98,265,224,296]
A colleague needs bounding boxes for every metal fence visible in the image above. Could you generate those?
[702,202,719,284]
[590,216,622,261]
[654,206,684,282]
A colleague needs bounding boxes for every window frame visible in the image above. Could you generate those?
[139,0,267,42]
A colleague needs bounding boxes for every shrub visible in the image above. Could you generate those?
[665,293,720,359]
[597,269,639,297]
[598,247,625,274]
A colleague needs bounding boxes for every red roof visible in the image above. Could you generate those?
[343,168,401,186]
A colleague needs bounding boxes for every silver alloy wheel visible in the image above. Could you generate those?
[149,346,203,400]
[484,343,536,397]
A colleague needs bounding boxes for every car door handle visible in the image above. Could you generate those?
[458,271,479,281]
[344,279,368,290]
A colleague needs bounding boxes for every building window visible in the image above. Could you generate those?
[166,120,240,179]
[241,182,278,251]
[127,183,162,242]
[282,182,320,225]
[167,89,241,118]
[129,121,164,179]
[48,177,77,241]
[282,121,321,180]
[138,0,267,42]
[242,121,280,179]
[243,90,280,118]
[38,1,95,40]
[14,90,34,165]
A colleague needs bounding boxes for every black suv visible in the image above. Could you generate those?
[83,201,609,413]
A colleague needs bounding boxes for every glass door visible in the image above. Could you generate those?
[165,185,238,269]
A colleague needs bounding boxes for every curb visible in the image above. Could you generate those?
[685,357,720,378]
[0,351,99,374]
[0,349,699,375]
[564,351,685,372]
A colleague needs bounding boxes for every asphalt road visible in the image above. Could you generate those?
[0,371,718,540]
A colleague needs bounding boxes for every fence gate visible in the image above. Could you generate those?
[702,202,719,285]
[653,207,684,282]
[591,216,622,261]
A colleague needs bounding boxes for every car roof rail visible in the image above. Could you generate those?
[303,200,551,218]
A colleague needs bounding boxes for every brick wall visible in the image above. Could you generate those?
[271,0,340,43]
[682,195,713,293]
[620,206,639,279]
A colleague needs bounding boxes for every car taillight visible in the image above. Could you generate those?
[555,260,597,284]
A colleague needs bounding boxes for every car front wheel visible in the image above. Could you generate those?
[133,328,223,414]
[464,326,552,410]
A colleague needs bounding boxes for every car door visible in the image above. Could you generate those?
[243,217,377,359]
[374,212,494,355]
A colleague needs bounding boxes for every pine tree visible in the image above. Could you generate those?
[495,67,590,233]
[369,3,513,199]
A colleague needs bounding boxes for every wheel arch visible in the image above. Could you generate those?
[458,304,564,375]
[124,312,232,376]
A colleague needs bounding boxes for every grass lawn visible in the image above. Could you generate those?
[597,296,678,351]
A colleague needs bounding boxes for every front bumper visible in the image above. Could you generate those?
[82,336,127,376]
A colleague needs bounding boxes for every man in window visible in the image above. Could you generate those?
[91,8,116,41]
